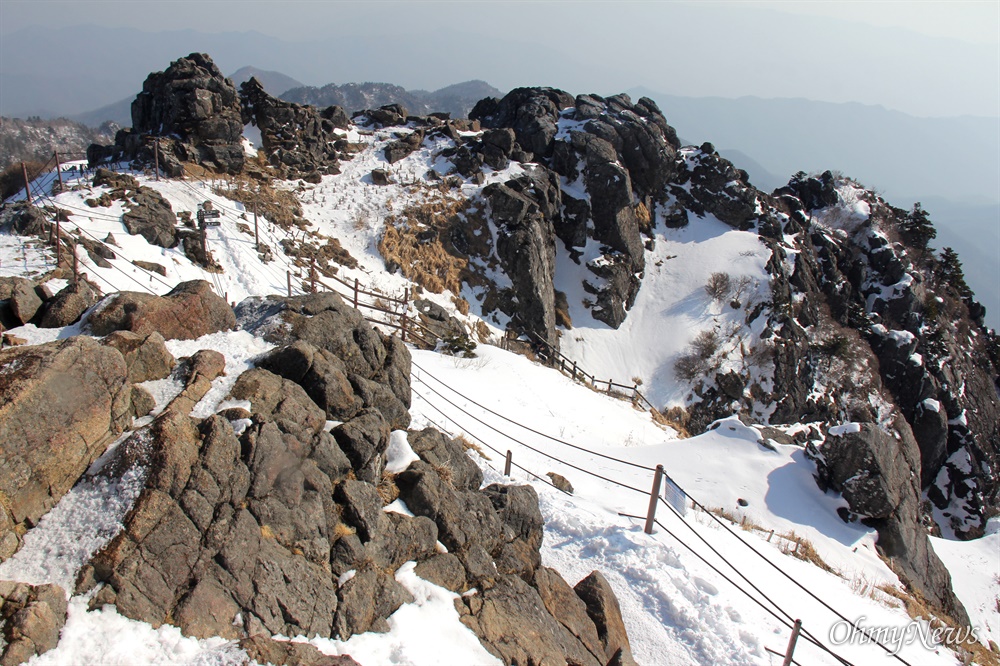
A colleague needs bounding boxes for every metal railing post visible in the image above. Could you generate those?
[644,464,664,534]
[782,620,802,666]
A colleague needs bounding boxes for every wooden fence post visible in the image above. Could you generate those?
[153,140,160,181]
[782,620,802,666]
[572,361,578,381]
[286,271,292,297]
[401,310,408,342]
[54,151,63,189]
[72,245,78,283]
[353,278,359,308]
[253,200,259,251]
[310,257,316,293]
[607,380,613,396]
[55,219,61,267]
[644,464,664,534]
[504,450,512,476]
[21,162,31,203]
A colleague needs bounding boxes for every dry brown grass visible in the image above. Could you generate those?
[376,473,400,505]
[653,406,692,438]
[474,320,492,343]
[332,522,356,540]
[379,199,469,294]
[211,176,307,231]
[455,434,491,461]
[635,201,652,234]
[377,192,494,297]
[778,530,838,575]
[554,290,573,329]
[452,296,470,315]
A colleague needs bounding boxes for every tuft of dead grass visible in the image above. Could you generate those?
[376,473,400,505]
[653,406,691,438]
[455,434,491,461]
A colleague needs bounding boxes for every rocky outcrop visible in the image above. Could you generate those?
[811,422,969,624]
[235,291,411,430]
[241,77,350,182]
[0,337,131,560]
[87,280,235,340]
[91,169,178,248]
[101,330,176,384]
[467,89,680,333]
[238,635,361,666]
[75,289,633,666]
[0,581,68,666]
[672,143,758,230]
[483,170,559,347]
[90,53,244,175]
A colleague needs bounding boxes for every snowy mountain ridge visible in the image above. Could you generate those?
[0,52,997,666]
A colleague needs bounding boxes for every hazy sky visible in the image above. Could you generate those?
[1,0,998,117]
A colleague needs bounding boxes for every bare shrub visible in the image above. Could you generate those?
[691,329,720,359]
[705,272,732,301]
[674,353,707,382]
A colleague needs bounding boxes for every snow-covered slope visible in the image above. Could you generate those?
[1,128,996,665]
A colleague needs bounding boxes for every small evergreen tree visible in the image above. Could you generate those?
[901,202,936,250]
[937,247,973,301]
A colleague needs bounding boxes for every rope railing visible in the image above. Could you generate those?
[412,365,915,666]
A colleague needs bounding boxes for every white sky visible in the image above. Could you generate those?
[1,0,998,117]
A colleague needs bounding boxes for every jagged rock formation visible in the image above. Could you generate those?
[240,77,350,182]
[811,423,968,623]
[88,53,245,175]
[446,88,679,334]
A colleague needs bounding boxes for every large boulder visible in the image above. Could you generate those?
[101,330,176,383]
[120,186,178,248]
[38,279,98,328]
[0,581,68,666]
[0,337,131,559]
[87,280,235,340]
[811,422,969,624]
